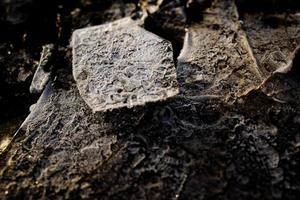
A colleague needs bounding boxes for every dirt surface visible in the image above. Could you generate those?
[0,0,300,199]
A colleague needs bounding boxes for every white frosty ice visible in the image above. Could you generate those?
[72,17,179,112]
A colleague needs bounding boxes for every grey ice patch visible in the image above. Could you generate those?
[72,17,179,112]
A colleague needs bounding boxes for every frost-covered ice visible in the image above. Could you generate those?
[72,18,179,112]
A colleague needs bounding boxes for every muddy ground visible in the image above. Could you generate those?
[1,0,300,199]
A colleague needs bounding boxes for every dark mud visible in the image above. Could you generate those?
[1,0,300,199]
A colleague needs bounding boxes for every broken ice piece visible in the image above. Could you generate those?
[30,44,54,94]
[72,17,179,112]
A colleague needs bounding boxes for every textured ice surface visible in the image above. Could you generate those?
[72,18,179,112]
[177,0,263,101]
